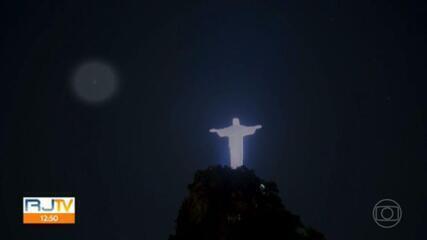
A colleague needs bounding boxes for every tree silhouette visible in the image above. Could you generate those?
[170,165,325,240]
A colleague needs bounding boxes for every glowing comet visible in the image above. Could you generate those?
[210,118,262,169]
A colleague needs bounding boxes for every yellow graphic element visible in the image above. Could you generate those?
[23,213,75,224]
[54,199,74,212]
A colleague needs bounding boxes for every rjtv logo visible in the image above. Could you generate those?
[23,197,75,224]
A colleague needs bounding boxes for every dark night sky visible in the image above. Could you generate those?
[1,1,426,239]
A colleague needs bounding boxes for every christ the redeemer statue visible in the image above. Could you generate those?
[210,118,262,169]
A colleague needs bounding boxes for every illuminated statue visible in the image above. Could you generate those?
[210,118,262,169]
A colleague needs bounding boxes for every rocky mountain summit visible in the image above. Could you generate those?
[170,165,325,240]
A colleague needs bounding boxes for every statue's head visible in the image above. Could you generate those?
[232,118,240,125]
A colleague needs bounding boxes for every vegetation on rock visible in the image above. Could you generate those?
[170,165,325,240]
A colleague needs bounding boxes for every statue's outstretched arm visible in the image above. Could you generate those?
[243,125,262,136]
[209,128,227,137]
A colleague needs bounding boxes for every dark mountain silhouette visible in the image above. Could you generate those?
[170,165,325,240]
